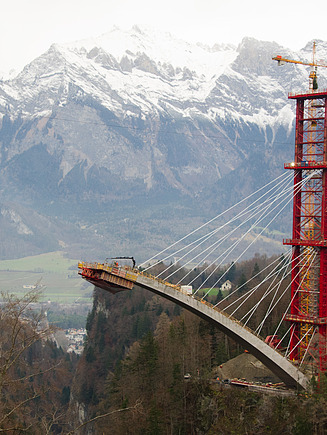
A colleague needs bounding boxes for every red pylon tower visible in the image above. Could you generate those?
[284,89,327,371]
[273,44,327,371]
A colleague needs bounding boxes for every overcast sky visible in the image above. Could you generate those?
[2,0,327,73]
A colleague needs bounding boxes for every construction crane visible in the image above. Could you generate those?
[273,42,327,370]
[272,42,327,90]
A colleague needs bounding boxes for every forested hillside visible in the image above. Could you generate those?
[70,255,327,434]
[82,314,327,434]
[3,256,327,433]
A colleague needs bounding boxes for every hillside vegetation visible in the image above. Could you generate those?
[3,254,327,433]
[71,255,327,434]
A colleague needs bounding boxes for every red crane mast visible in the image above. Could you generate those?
[273,43,327,371]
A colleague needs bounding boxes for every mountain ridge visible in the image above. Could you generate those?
[0,27,327,261]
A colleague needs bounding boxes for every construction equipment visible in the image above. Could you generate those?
[105,256,136,268]
[273,42,327,90]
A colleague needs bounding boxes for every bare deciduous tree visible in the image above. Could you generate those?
[0,289,67,432]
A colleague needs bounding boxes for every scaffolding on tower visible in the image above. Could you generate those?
[273,43,327,372]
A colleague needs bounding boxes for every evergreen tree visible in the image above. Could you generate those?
[237,272,248,294]
[226,261,236,281]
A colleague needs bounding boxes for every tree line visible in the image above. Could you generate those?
[4,253,327,433]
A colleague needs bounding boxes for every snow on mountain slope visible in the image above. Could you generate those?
[1,27,327,199]
[65,25,237,78]
[2,27,326,127]
[1,27,238,119]
[1,27,327,260]
[7,33,327,133]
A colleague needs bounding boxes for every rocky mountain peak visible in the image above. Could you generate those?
[1,30,327,261]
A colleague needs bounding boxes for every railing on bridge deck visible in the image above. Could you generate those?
[78,261,284,357]
[78,261,181,290]
[78,261,311,389]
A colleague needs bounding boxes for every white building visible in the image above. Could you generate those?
[220,280,232,292]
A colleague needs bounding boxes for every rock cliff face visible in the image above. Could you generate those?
[1,27,327,261]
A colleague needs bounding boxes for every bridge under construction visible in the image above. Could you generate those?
[79,44,327,391]
[78,260,309,390]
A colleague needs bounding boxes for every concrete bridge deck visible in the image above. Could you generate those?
[78,261,310,390]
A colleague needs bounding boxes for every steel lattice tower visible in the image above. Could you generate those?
[284,89,327,372]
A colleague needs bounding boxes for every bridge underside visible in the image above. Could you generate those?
[79,263,310,390]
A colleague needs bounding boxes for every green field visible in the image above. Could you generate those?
[195,288,219,296]
[0,251,93,303]
[195,288,229,298]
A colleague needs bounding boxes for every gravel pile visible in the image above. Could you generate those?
[214,352,281,383]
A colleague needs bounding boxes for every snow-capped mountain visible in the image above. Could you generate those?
[0,26,327,260]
